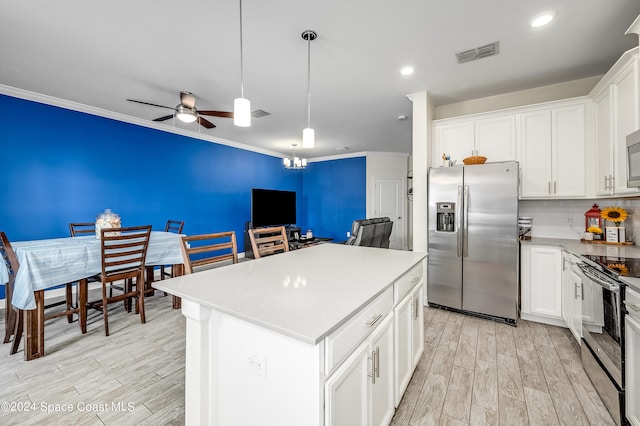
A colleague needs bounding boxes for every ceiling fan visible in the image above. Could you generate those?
[127,91,235,129]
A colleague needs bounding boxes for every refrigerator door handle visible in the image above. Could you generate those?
[463,185,469,257]
[457,185,463,257]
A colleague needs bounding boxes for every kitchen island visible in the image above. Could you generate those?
[154,243,427,425]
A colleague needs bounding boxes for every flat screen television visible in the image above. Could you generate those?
[251,188,297,227]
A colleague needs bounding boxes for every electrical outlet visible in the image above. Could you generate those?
[246,353,267,377]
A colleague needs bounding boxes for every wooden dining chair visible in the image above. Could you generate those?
[159,220,184,280]
[69,222,96,237]
[181,231,238,274]
[248,226,289,259]
[97,225,152,337]
[171,231,238,310]
[1,232,88,356]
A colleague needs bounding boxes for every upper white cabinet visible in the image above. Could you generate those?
[519,103,587,198]
[475,115,517,162]
[432,114,516,167]
[591,48,640,196]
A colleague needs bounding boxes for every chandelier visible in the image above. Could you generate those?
[283,144,307,169]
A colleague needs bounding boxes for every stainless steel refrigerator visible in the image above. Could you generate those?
[428,162,519,323]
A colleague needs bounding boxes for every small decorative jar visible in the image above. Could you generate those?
[95,209,121,239]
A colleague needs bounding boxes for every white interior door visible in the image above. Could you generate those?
[374,177,405,250]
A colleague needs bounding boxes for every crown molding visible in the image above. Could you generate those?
[0,84,285,159]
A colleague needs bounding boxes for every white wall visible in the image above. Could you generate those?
[366,152,409,250]
[434,76,601,120]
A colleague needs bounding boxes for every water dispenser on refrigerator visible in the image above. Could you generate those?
[436,202,456,232]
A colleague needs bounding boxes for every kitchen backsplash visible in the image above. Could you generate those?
[519,198,640,243]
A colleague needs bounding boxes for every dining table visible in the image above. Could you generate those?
[0,231,184,360]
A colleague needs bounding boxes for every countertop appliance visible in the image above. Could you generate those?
[579,254,631,425]
[427,162,519,323]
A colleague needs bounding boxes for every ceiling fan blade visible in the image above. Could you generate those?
[153,114,175,122]
[127,99,175,110]
[180,91,196,109]
[197,116,216,129]
[199,110,234,118]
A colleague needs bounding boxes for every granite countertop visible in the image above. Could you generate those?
[154,243,427,345]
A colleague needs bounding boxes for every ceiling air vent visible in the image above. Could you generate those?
[251,109,271,118]
[456,41,500,64]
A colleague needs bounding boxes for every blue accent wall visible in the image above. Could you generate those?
[0,94,366,299]
[302,157,366,242]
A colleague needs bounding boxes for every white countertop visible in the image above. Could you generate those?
[521,237,640,258]
[522,237,640,292]
[154,244,427,345]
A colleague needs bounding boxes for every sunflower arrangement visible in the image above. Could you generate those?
[601,206,628,224]
[587,226,603,234]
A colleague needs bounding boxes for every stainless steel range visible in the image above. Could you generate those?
[579,254,634,425]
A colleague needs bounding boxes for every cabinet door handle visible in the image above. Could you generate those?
[548,181,551,194]
[368,349,378,384]
[414,298,420,319]
[574,282,579,300]
[366,313,383,327]
[375,347,380,379]
[554,181,557,194]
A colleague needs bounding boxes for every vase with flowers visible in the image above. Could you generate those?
[601,206,628,243]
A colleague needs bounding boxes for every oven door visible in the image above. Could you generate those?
[578,263,624,424]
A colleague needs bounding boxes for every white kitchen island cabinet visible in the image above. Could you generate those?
[154,243,427,426]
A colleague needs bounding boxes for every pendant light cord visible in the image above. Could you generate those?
[239,0,245,98]
[306,34,311,128]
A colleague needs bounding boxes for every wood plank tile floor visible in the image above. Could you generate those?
[0,297,615,425]
[392,307,616,426]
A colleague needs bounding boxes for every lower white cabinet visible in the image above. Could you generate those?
[561,252,582,342]
[626,288,640,426]
[394,283,424,406]
[325,313,395,426]
[520,244,564,325]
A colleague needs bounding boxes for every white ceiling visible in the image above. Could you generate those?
[2,1,640,158]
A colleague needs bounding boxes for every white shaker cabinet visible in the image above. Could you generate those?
[474,115,517,162]
[626,287,640,426]
[325,313,395,426]
[432,121,474,166]
[520,244,564,326]
[561,251,582,342]
[519,103,586,198]
[394,282,424,406]
[432,114,516,167]
[591,48,640,196]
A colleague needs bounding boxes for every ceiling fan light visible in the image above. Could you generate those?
[234,97,251,127]
[176,105,197,123]
[303,127,315,148]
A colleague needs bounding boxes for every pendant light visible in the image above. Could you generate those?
[302,30,317,148]
[234,0,251,127]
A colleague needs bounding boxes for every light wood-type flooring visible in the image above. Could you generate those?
[391,307,616,426]
[0,294,615,425]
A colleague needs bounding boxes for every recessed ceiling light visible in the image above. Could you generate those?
[530,11,555,28]
[400,66,414,76]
